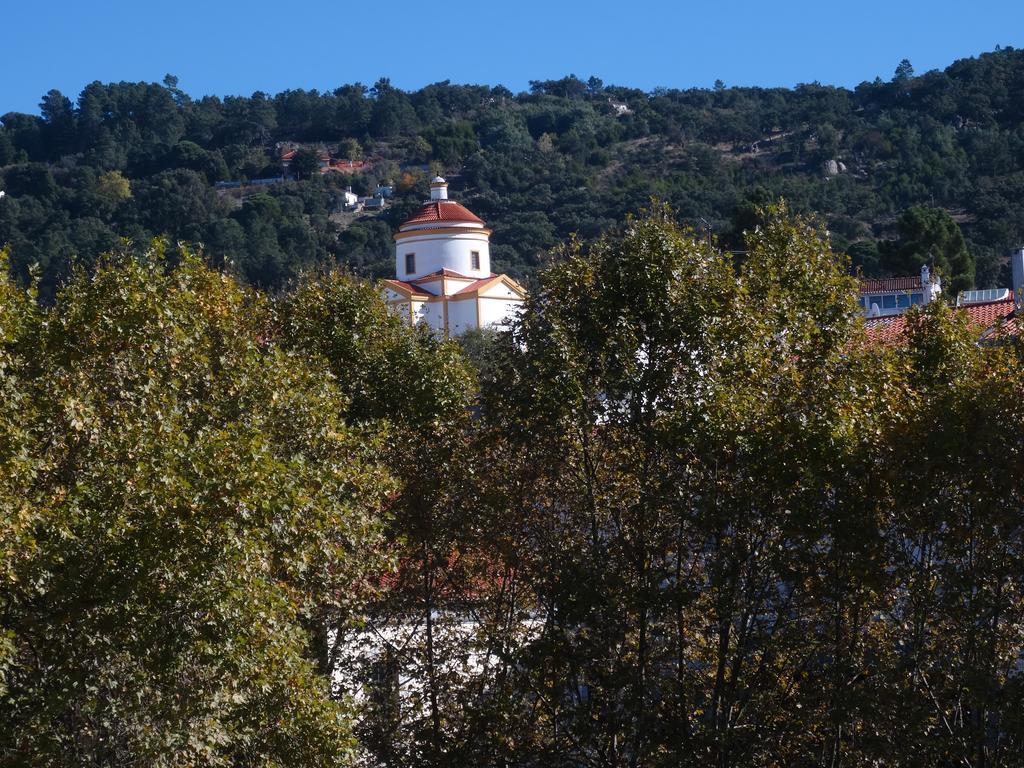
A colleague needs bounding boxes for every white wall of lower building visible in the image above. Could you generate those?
[411,301,425,327]
[382,286,525,337]
[329,611,542,719]
[446,298,479,335]
[412,299,431,326]
[478,296,523,329]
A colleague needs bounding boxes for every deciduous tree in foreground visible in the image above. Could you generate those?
[0,248,394,766]
[471,205,1024,767]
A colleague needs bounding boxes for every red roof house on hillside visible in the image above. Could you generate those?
[863,296,1018,345]
[861,249,1024,345]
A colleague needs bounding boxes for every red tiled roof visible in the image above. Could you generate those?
[964,298,1018,330]
[400,200,485,227]
[382,279,434,297]
[453,277,501,295]
[860,276,923,293]
[453,274,528,299]
[864,299,1018,345]
[981,316,1021,341]
[863,314,910,345]
[411,268,489,283]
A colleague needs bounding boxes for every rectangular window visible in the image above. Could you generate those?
[882,295,897,309]
[896,294,910,308]
[471,251,480,271]
[910,293,923,305]
[405,253,415,274]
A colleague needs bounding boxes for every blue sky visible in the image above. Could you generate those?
[2,0,1021,114]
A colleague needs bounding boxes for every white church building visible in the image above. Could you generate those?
[381,178,526,336]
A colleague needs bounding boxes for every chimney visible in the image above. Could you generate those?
[429,176,448,201]
[1012,247,1024,304]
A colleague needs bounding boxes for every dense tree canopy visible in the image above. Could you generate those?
[883,204,975,293]
[0,247,396,765]
[456,207,1024,768]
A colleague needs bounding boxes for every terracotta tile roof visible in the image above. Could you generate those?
[864,299,1018,345]
[382,279,434,298]
[963,298,1018,329]
[863,314,910,345]
[411,268,489,283]
[860,276,923,293]
[453,276,502,296]
[400,200,485,227]
[453,274,528,299]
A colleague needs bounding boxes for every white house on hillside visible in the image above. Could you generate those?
[859,264,942,317]
[381,178,526,336]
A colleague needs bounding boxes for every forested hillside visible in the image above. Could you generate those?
[3,47,1024,294]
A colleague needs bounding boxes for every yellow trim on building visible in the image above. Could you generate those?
[382,279,431,299]
[393,227,492,241]
[447,275,528,301]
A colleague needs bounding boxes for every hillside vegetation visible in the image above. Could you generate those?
[2,49,1024,294]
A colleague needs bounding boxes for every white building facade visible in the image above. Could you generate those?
[859,264,942,317]
[381,178,526,336]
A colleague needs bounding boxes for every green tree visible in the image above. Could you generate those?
[291,147,323,179]
[93,169,132,217]
[473,204,902,767]
[278,273,481,767]
[893,58,915,83]
[369,79,418,138]
[338,137,362,160]
[0,247,393,766]
[38,89,75,158]
[0,248,34,698]
[133,168,223,242]
[883,205,975,294]
[865,302,1024,766]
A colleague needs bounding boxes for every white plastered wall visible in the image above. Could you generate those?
[446,298,479,335]
[478,297,523,329]
[395,229,491,280]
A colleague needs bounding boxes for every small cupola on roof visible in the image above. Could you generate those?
[429,176,449,200]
